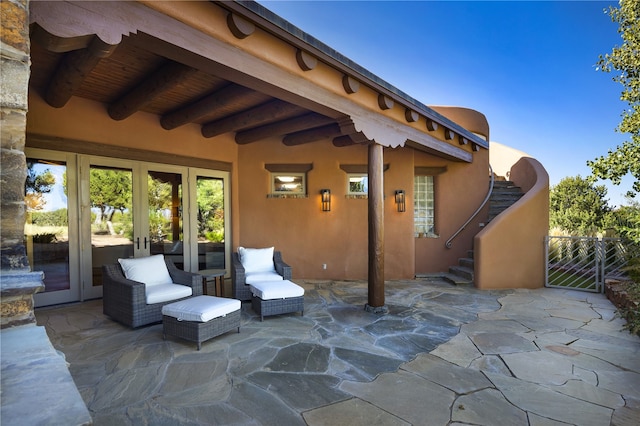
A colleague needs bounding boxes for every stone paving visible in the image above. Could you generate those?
[35,279,640,425]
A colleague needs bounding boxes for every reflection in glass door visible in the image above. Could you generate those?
[88,165,134,290]
[26,152,81,307]
[147,170,184,269]
[196,175,225,269]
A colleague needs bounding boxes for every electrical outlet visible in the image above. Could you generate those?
[322,263,327,270]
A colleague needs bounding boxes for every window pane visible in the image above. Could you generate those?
[25,159,70,293]
[414,175,435,236]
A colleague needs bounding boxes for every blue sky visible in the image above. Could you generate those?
[259,0,633,207]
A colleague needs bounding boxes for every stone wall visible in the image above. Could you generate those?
[1,0,42,328]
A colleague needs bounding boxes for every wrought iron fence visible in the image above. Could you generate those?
[545,236,635,293]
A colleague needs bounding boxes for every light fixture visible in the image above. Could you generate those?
[321,189,331,212]
[395,190,406,212]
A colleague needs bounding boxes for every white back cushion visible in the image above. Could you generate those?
[118,254,173,287]
[238,247,276,274]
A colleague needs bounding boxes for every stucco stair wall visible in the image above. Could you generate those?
[443,181,523,286]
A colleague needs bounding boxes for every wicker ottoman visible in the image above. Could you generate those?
[162,295,240,350]
[249,280,304,321]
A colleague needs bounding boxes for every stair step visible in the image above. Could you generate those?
[490,193,524,201]
[449,265,474,281]
[459,258,474,269]
[441,272,474,286]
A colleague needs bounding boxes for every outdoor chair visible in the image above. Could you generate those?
[231,247,291,301]
[102,254,203,328]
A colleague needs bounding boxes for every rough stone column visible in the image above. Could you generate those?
[1,0,44,328]
[1,0,30,272]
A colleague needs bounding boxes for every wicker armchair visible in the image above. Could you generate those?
[231,250,291,301]
[102,257,202,328]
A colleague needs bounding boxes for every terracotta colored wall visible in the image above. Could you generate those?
[475,149,549,289]
[414,148,490,273]
[236,138,416,280]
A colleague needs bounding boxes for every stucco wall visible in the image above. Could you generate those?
[236,138,416,279]
[26,90,489,280]
[414,148,490,273]
[475,147,549,289]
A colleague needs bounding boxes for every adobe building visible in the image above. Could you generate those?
[2,0,549,314]
[1,1,548,421]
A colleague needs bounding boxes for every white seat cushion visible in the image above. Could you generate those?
[162,295,241,322]
[118,254,172,287]
[146,283,192,304]
[245,272,284,284]
[238,247,276,274]
[250,279,304,300]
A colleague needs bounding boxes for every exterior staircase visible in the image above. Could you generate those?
[442,179,524,286]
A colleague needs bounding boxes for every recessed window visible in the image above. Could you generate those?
[271,173,306,195]
[414,175,436,237]
[347,173,368,195]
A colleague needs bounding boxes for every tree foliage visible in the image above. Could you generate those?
[90,168,132,225]
[25,161,56,211]
[196,178,224,242]
[550,176,612,235]
[589,0,640,196]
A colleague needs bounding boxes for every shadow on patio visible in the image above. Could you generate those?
[35,279,639,425]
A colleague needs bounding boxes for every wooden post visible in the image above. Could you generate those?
[365,143,387,313]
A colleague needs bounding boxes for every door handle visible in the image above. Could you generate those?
[136,237,140,249]
[144,237,148,249]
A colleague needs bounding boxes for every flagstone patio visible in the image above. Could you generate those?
[34,278,640,425]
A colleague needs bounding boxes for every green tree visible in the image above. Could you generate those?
[589,0,640,196]
[611,197,640,242]
[550,176,612,235]
[196,178,224,242]
[25,161,56,211]
[90,168,132,227]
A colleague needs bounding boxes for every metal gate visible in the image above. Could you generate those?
[545,236,632,293]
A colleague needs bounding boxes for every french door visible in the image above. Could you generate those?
[27,149,229,307]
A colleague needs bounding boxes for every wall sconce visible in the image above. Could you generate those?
[321,189,331,212]
[395,190,406,212]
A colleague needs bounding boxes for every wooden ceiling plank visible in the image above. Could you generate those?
[282,123,342,146]
[201,99,302,138]
[160,83,256,130]
[235,112,334,144]
[108,61,198,120]
[45,37,117,108]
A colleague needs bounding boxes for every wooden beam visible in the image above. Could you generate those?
[201,99,301,138]
[405,109,419,123]
[45,37,117,108]
[342,75,360,94]
[333,135,356,147]
[160,84,255,130]
[377,94,394,110]
[282,123,341,146]
[296,50,317,71]
[366,143,386,311]
[444,128,455,140]
[227,13,255,39]
[426,118,439,132]
[235,113,334,144]
[108,61,197,120]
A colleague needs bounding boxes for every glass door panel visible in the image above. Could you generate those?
[196,175,225,269]
[147,170,185,269]
[88,164,134,289]
[188,169,231,275]
[26,150,81,307]
[25,159,71,292]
